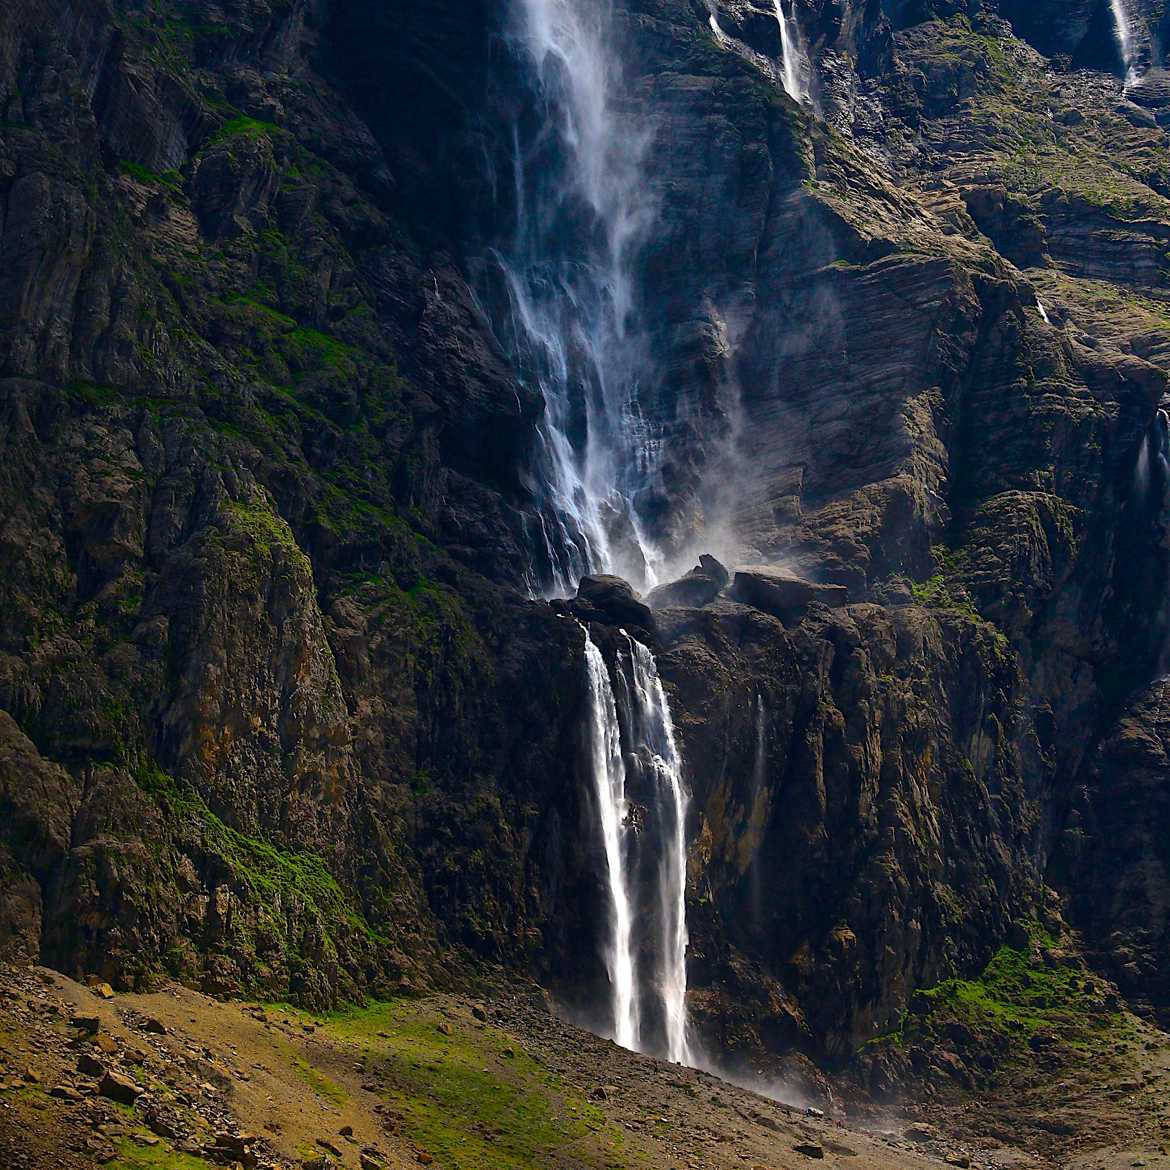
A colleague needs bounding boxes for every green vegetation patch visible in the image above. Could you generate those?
[109,1137,216,1170]
[119,161,184,192]
[291,1054,347,1106]
[878,923,1133,1061]
[134,762,386,950]
[306,999,633,1169]
[224,497,312,571]
[209,115,281,147]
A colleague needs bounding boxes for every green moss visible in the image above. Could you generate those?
[285,327,358,377]
[224,497,311,571]
[222,294,297,330]
[209,115,281,146]
[119,161,183,192]
[910,548,1012,658]
[132,761,387,950]
[108,1138,215,1170]
[907,923,1131,1054]
[291,1055,347,1106]
[65,380,121,407]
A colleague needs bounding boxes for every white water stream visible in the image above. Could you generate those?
[582,630,639,1049]
[774,0,812,105]
[1110,0,1140,88]
[504,0,661,593]
[581,625,692,1065]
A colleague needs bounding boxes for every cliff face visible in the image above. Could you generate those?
[2,0,1170,1073]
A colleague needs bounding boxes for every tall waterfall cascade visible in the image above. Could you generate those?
[582,632,640,1050]
[1110,0,1141,88]
[501,0,664,594]
[773,0,812,105]
[580,624,692,1065]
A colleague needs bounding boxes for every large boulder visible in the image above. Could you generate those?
[729,567,848,621]
[571,575,656,636]
[646,555,730,610]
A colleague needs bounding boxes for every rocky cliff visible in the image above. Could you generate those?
[3,0,1170,1080]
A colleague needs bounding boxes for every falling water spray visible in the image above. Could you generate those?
[623,636,692,1066]
[1110,0,1140,88]
[773,0,812,105]
[582,627,639,1049]
[579,624,692,1065]
[502,0,663,592]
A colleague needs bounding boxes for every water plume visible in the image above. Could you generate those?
[501,0,663,593]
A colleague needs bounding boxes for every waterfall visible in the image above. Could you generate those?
[623,636,691,1065]
[501,0,661,594]
[1138,409,1170,499]
[580,625,692,1064]
[753,694,767,796]
[1110,0,1140,88]
[773,0,812,105]
[582,630,639,1049]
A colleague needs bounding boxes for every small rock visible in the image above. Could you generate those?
[339,1124,354,1138]
[360,1156,383,1170]
[417,1154,433,1166]
[502,1048,516,1059]
[50,1084,83,1102]
[99,1070,142,1106]
[91,983,116,1001]
[437,1022,453,1037]
[471,1005,488,1022]
[22,1068,40,1084]
[71,1015,101,1034]
[945,1157,971,1168]
[78,1053,105,1077]
[210,1132,258,1168]
[142,1017,168,1035]
[316,1139,343,1157]
[793,1143,824,1159]
[904,1122,937,1143]
[93,1033,119,1056]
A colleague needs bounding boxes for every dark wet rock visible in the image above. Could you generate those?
[646,555,730,610]
[728,568,848,620]
[571,576,656,637]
